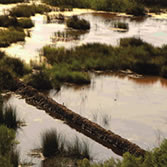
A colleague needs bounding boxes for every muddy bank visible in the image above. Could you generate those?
[12,79,146,157]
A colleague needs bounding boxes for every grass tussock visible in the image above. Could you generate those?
[41,37,167,80]
[10,4,51,17]
[0,105,22,130]
[42,0,146,16]
[66,16,90,30]
[113,22,129,30]
[0,27,25,47]
[78,139,167,167]
[0,51,31,90]
[41,130,91,160]
[0,125,20,167]
[25,70,53,90]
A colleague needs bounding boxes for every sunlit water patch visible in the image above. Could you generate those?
[50,74,167,149]
[1,11,167,63]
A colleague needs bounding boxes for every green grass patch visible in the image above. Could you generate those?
[0,52,31,90]
[42,37,167,79]
[113,22,129,30]
[41,129,91,160]
[0,125,19,167]
[10,4,51,17]
[66,16,90,30]
[78,139,167,167]
[42,0,146,16]
[0,27,25,47]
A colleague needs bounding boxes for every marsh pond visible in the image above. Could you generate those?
[1,3,167,166]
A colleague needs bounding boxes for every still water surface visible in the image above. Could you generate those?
[1,5,167,166]
[1,10,167,63]
[7,74,167,166]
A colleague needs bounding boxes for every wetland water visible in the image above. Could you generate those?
[7,74,167,166]
[1,5,167,167]
[1,9,167,62]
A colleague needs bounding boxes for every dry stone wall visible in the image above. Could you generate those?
[13,79,146,157]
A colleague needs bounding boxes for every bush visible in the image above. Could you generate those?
[0,125,15,156]
[0,125,19,167]
[0,68,15,91]
[113,22,129,30]
[0,27,25,47]
[66,16,90,30]
[25,71,53,90]
[41,129,63,157]
[50,65,91,85]
[18,18,34,28]
[0,15,34,28]
[0,0,24,4]
[78,139,167,167]
[126,3,146,16]
[10,4,51,17]
[41,129,91,160]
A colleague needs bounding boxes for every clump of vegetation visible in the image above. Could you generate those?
[42,129,63,157]
[0,125,18,167]
[41,129,91,160]
[0,68,15,91]
[113,22,129,30]
[0,0,24,4]
[42,37,167,80]
[0,51,31,90]
[0,105,22,130]
[66,16,90,30]
[0,93,22,130]
[0,93,21,166]
[9,4,51,17]
[25,70,53,90]
[0,27,25,47]
[18,18,34,28]
[42,0,147,16]
[78,139,167,167]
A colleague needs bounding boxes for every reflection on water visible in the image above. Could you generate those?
[6,71,167,166]
[7,94,116,167]
[50,74,167,149]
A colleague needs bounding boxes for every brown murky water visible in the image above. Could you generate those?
[7,74,167,166]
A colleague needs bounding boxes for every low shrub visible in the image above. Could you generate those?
[126,3,146,16]
[0,15,18,27]
[25,71,53,90]
[0,68,15,91]
[0,0,24,4]
[41,129,64,157]
[66,137,91,160]
[10,4,51,17]
[41,129,91,160]
[0,15,34,28]
[0,27,25,47]
[49,65,91,85]
[18,18,34,28]
[78,139,167,167]
[113,22,129,30]
[66,16,90,30]
[42,37,167,79]
[0,125,19,167]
